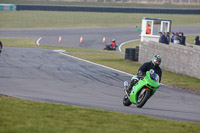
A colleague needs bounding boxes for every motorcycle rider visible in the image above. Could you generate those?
[105,38,116,50]
[126,55,162,94]
[0,41,3,54]
[110,38,116,47]
[146,24,151,34]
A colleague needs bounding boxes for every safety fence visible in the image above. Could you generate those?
[16,4,200,14]
[20,0,200,5]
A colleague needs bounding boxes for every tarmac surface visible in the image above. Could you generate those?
[1,26,200,50]
[0,27,200,122]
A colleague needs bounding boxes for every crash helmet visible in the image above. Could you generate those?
[152,55,162,66]
[112,38,115,42]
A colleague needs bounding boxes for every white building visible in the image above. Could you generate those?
[140,17,172,42]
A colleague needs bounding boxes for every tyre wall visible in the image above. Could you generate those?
[16,5,200,14]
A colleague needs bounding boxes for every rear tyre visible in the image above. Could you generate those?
[0,46,2,54]
[123,95,132,106]
[136,89,151,108]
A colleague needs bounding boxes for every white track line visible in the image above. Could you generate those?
[36,37,42,45]
[52,49,66,53]
[55,51,167,85]
[58,52,134,77]
[119,39,140,52]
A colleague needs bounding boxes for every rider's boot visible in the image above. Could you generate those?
[126,79,138,95]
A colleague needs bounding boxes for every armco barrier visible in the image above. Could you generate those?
[16,5,200,14]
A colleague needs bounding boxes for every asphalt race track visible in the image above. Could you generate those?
[0,27,200,122]
[0,47,200,122]
[1,26,200,50]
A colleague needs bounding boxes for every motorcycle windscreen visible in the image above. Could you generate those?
[150,73,159,82]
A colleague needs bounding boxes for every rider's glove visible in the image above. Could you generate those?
[137,71,143,76]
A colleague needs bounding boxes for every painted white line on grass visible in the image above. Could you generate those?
[58,52,134,77]
[36,37,42,45]
[119,39,140,52]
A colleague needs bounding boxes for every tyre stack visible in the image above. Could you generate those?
[125,47,139,61]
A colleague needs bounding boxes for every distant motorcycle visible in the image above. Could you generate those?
[103,43,117,51]
[0,41,3,55]
[123,69,160,108]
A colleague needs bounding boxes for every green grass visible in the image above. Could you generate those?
[0,11,200,29]
[70,52,140,75]
[1,37,200,132]
[121,40,140,52]
[68,52,200,91]
[0,37,113,53]
[186,34,200,45]
[0,96,200,133]
[1,0,200,8]
[119,35,200,91]
[0,37,37,46]
[1,7,200,132]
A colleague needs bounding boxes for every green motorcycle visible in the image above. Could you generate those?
[123,69,160,108]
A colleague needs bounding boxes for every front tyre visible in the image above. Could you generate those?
[123,95,132,106]
[136,89,151,108]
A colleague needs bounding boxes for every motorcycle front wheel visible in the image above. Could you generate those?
[123,95,132,106]
[136,88,151,108]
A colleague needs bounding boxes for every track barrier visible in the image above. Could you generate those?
[125,47,139,61]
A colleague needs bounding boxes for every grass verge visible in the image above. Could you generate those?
[1,37,200,92]
[121,40,140,52]
[0,96,200,133]
[186,34,200,45]
[0,11,200,29]
[68,52,200,93]
[0,37,113,53]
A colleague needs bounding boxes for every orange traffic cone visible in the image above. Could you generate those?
[80,36,83,43]
[58,36,62,43]
[102,36,106,43]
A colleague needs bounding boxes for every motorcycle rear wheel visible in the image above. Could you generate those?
[123,95,132,106]
[136,89,151,108]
